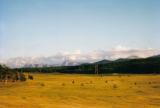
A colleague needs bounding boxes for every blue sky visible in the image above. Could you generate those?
[0,0,160,59]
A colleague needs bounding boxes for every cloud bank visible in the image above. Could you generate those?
[1,46,160,68]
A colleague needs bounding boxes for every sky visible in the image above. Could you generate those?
[0,0,160,60]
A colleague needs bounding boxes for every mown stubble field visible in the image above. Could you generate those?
[0,73,160,108]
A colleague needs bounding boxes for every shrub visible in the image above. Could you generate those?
[0,65,27,82]
[19,73,26,81]
[80,83,84,86]
[28,75,34,80]
[40,83,45,86]
[90,81,93,84]
[72,80,75,84]
[113,84,118,89]
[62,83,65,86]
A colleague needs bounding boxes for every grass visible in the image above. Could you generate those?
[0,73,160,108]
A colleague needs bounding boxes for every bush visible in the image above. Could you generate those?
[113,84,118,89]
[40,83,45,86]
[90,81,93,84]
[19,73,26,81]
[0,65,27,82]
[80,83,84,86]
[28,75,34,80]
[62,83,65,86]
[72,80,75,84]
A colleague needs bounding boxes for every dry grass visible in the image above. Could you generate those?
[0,73,160,108]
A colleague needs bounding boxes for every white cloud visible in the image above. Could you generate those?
[110,47,160,59]
[112,45,131,51]
[1,46,160,68]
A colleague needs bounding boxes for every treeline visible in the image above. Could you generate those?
[0,65,26,82]
[15,56,160,74]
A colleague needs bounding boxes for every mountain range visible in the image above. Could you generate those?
[0,55,142,68]
[14,54,160,74]
[1,48,160,68]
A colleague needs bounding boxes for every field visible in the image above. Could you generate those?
[0,73,160,108]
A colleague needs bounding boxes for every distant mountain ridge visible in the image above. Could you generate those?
[1,54,160,69]
[15,54,160,74]
[94,59,111,64]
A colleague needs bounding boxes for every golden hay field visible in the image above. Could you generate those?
[0,73,160,108]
